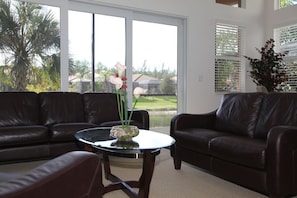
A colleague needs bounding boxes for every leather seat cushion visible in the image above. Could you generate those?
[50,123,98,142]
[0,173,22,183]
[209,136,266,169]
[174,128,231,154]
[214,93,264,137]
[254,93,297,138]
[83,93,120,124]
[0,92,40,126]
[39,92,85,126]
[0,126,49,147]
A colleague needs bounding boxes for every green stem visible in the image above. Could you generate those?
[127,98,138,126]
[124,89,128,127]
[116,89,124,127]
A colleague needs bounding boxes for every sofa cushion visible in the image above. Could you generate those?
[83,93,120,124]
[0,126,49,147]
[174,128,231,154]
[0,92,40,126]
[209,136,266,169]
[0,172,22,183]
[214,92,264,137]
[49,123,98,142]
[254,93,297,138]
[39,92,85,126]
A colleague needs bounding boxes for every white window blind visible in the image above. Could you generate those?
[215,23,241,92]
[274,23,297,92]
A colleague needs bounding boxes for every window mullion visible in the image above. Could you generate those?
[125,13,133,108]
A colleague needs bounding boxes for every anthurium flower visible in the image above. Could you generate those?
[115,62,127,76]
[133,87,146,99]
[109,76,123,90]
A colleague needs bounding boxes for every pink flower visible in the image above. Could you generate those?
[115,62,127,77]
[133,87,146,99]
[109,76,123,90]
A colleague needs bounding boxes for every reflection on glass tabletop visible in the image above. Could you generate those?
[75,127,175,150]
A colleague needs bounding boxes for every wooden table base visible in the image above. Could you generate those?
[102,150,159,198]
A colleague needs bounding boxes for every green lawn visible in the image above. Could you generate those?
[150,114,174,128]
[135,95,177,110]
[134,95,177,128]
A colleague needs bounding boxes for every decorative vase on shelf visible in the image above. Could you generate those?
[110,125,139,141]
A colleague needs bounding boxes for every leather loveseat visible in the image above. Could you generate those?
[170,92,297,198]
[0,91,149,163]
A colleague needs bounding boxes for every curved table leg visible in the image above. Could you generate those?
[102,150,158,198]
[138,150,156,198]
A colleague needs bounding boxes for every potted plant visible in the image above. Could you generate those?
[244,38,288,92]
[109,63,145,141]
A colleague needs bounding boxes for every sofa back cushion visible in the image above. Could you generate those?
[83,93,120,124]
[254,93,297,138]
[214,92,264,137]
[39,92,85,126]
[0,92,40,126]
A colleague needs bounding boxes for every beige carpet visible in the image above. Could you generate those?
[0,149,287,198]
[103,149,268,198]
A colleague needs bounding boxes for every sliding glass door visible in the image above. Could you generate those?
[132,20,178,129]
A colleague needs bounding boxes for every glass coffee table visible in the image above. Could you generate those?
[75,127,175,198]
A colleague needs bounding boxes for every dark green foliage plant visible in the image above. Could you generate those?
[244,38,288,92]
[160,76,175,94]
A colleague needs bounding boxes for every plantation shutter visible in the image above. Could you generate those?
[274,23,297,91]
[215,24,241,92]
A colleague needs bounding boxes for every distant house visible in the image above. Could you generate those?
[133,74,161,94]
[133,73,177,95]
[69,73,177,94]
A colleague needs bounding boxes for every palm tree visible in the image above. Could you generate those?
[0,0,59,91]
[280,0,296,8]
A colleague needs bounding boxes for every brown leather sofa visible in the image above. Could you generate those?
[170,92,297,198]
[0,91,149,163]
[0,151,103,198]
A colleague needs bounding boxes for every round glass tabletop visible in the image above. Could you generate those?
[75,127,175,151]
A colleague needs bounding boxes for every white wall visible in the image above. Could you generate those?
[87,0,267,113]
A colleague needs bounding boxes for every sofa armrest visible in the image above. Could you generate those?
[129,110,150,130]
[169,111,217,168]
[0,151,104,198]
[170,111,217,135]
[266,126,297,197]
